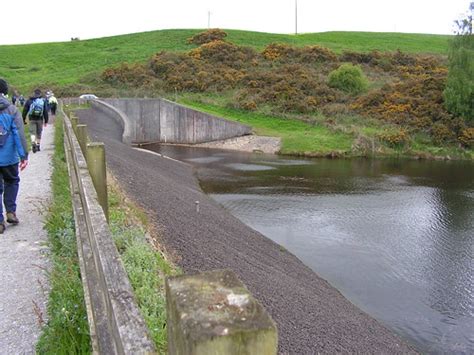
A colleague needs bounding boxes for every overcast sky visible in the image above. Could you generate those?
[1,0,471,45]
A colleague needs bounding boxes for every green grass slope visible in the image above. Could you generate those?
[0,29,450,92]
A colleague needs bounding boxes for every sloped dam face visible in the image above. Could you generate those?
[146,144,474,354]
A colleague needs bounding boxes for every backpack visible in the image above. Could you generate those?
[49,96,58,105]
[0,112,12,147]
[28,97,45,118]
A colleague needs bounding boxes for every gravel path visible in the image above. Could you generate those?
[0,123,52,353]
[78,108,417,354]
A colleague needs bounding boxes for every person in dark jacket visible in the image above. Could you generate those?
[0,79,29,233]
[22,88,49,153]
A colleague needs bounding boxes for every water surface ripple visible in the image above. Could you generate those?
[148,145,474,354]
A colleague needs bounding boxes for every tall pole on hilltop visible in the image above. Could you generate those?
[208,11,211,29]
[295,0,298,35]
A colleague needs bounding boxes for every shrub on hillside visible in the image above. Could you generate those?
[187,29,228,45]
[299,46,338,63]
[409,116,433,130]
[99,39,468,149]
[233,90,259,111]
[262,43,296,61]
[447,117,468,135]
[51,83,95,97]
[339,50,444,76]
[351,70,453,131]
[262,43,337,63]
[339,50,383,65]
[321,103,350,116]
[328,64,368,95]
[443,4,474,122]
[189,40,257,68]
[101,63,153,87]
[378,129,410,148]
[458,127,474,148]
[149,50,247,92]
[391,49,418,67]
[237,41,439,77]
[236,64,341,113]
[149,51,184,75]
[431,122,455,144]
[443,43,474,121]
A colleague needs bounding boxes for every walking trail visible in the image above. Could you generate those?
[0,123,53,353]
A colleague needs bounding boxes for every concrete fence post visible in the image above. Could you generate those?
[76,124,88,154]
[166,269,278,355]
[86,142,109,222]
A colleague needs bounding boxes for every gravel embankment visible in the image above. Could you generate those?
[78,108,417,354]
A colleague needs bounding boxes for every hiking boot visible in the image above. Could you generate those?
[32,142,37,153]
[0,222,5,234]
[6,212,19,224]
[37,145,41,152]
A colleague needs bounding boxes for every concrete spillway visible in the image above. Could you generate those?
[91,98,251,145]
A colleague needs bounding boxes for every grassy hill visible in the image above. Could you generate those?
[1,28,470,159]
[1,29,450,92]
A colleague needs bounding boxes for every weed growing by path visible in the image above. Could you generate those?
[108,178,179,353]
[36,112,91,354]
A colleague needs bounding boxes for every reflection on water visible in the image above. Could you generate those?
[186,156,223,164]
[147,144,474,354]
[224,163,277,171]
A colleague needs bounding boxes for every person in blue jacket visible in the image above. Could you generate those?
[0,79,29,233]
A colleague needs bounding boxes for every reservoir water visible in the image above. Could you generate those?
[147,144,474,353]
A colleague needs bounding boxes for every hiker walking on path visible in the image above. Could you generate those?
[48,94,58,116]
[0,79,29,234]
[0,81,51,352]
[22,89,49,153]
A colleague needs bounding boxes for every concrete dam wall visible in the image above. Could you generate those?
[91,98,252,145]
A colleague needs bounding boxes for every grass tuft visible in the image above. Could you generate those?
[36,112,91,354]
[108,177,179,353]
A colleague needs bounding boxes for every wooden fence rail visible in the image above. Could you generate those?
[61,102,156,354]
